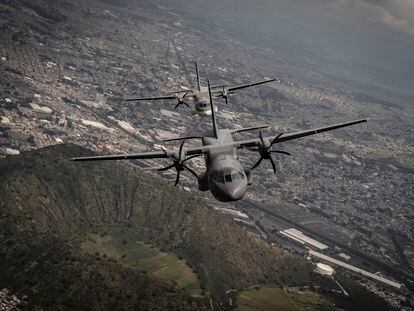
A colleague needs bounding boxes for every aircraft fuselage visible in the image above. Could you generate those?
[202,130,248,202]
[189,89,218,116]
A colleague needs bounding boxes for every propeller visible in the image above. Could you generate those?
[157,140,201,186]
[218,86,234,105]
[249,131,291,174]
[173,92,190,109]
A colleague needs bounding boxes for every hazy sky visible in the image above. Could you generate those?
[210,0,414,41]
[171,0,414,98]
[323,0,414,36]
[345,0,414,36]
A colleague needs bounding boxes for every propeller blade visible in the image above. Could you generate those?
[246,147,259,152]
[174,100,190,109]
[270,132,284,146]
[178,140,186,161]
[259,130,265,145]
[269,157,277,174]
[157,163,176,171]
[182,164,198,178]
[175,170,181,186]
[251,157,263,170]
[270,150,291,156]
[225,96,228,105]
[160,146,174,160]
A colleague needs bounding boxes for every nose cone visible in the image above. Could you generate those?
[213,182,246,202]
[227,187,245,201]
[198,109,211,116]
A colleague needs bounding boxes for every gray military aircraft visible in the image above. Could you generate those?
[124,62,276,116]
[71,80,367,202]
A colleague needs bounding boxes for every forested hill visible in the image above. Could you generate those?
[0,144,308,309]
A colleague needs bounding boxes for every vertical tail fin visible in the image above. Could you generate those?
[207,79,218,139]
[195,61,201,91]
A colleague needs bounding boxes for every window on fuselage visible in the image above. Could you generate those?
[216,172,243,183]
[215,175,225,183]
[232,173,240,181]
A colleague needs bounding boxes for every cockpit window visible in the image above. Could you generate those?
[232,173,240,181]
[215,175,225,183]
[215,172,244,183]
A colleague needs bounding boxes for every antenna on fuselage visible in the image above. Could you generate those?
[207,79,218,139]
[195,61,201,92]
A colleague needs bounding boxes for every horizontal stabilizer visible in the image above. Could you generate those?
[162,136,203,142]
[231,125,270,134]
[168,89,191,94]
[124,95,176,101]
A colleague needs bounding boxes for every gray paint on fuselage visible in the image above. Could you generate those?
[192,88,211,113]
[203,129,248,202]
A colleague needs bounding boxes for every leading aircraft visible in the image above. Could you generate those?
[124,62,276,116]
[71,80,367,202]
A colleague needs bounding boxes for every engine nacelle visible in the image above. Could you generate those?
[245,169,253,185]
[198,172,210,191]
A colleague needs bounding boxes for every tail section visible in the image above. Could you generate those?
[207,79,218,139]
[195,61,201,91]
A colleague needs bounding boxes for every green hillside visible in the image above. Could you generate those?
[81,225,202,296]
[0,144,395,310]
[236,286,342,311]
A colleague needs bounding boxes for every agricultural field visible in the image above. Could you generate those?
[81,225,202,296]
[236,286,342,311]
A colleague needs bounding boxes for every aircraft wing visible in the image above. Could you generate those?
[70,119,367,161]
[230,125,270,134]
[124,95,176,101]
[226,78,277,93]
[210,84,229,89]
[185,119,367,155]
[232,119,368,149]
[70,145,207,161]
[70,151,170,162]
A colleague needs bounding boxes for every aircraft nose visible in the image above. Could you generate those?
[226,184,246,201]
[213,179,247,202]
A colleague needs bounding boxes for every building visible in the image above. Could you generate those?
[315,262,334,276]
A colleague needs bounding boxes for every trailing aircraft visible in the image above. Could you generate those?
[124,62,276,116]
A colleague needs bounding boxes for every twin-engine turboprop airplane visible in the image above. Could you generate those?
[71,81,367,202]
[124,62,276,116]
